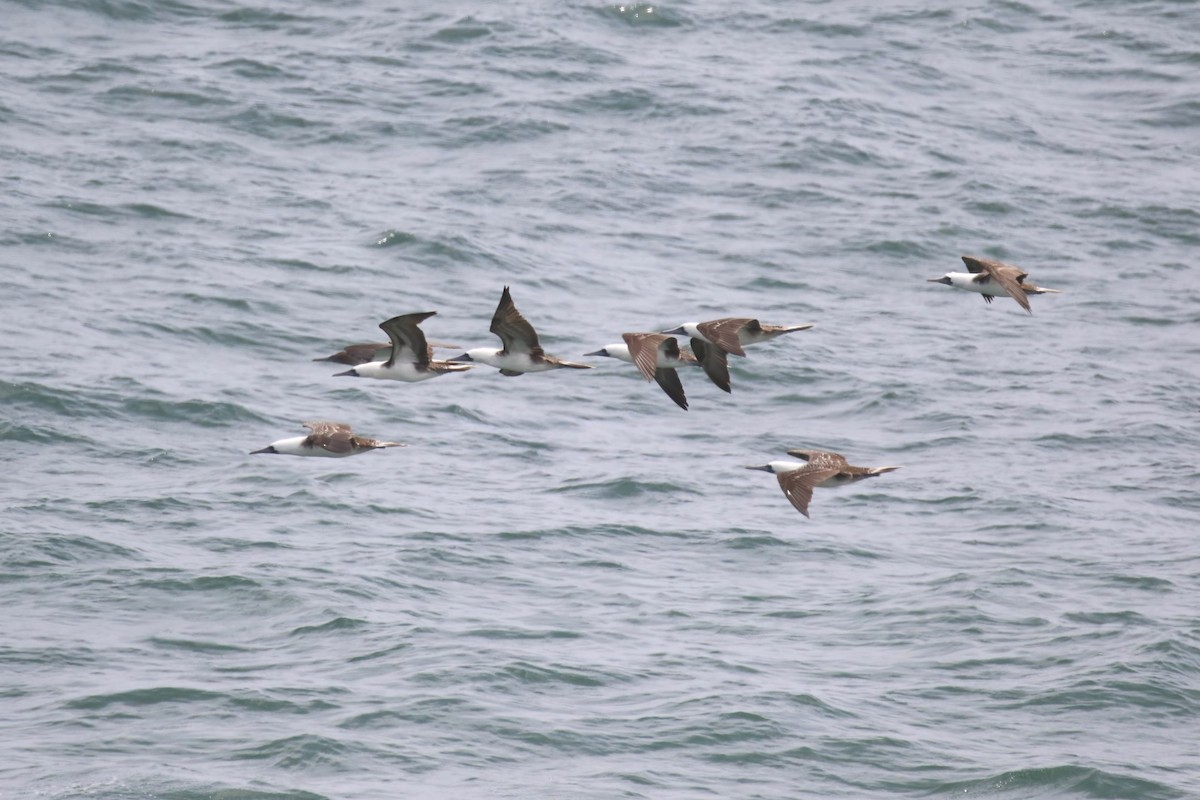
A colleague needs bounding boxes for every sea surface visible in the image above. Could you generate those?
[2,1,1199,798]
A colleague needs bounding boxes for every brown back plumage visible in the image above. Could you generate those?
[301,421,404,453]
[695,317,753,357]
[777,449,900,517]
[313,342,391,365]
[961,255,1032,314]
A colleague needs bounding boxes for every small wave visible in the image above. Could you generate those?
[431,21,495,44]
[496,523,681,541]
[66,686,223,710]
[438,115,570,148]
[598,3,689,28]
[499,660,617,688]
[925,764,1187,799]
[289,617,368,637]
[119,396,268,427]
[548,476,701,499]
[149,637,254,654]
[460,627,582,641]
[231,734,352,770]
[213,58,297,81]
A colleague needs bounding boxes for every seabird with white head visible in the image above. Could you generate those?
[585,332,697,410]
[928,255,1062,314]
[661,317,814,358]
[745,449,900,518]
[251,421,405,457]
[333,312,472,382]
[449,286,593,375]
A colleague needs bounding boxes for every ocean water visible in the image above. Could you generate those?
[2,0,1199,798]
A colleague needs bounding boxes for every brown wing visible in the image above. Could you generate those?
[653,368,688,411]
[962,256,1031,313]
[695,317,751,357]
[379,311,437,367]
[489,286,543,356]
[778,466,840,518]
[302,421,355,453]
[690,338,731,393]
[316,431,355,453]
[314,342,391,365]
[785,450,848,471]
[622,332,669,382]
[984,265,1031,313]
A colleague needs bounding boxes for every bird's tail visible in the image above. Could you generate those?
[433,361,474,373]
[556,360,595,370]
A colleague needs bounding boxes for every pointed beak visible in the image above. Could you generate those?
[583,349,609,357]
[333,368,358,377]
[448,353,473,362]
[250,446,275,455]
[661,326,685,336]
[744,464,772,472]
[928,276,952,285]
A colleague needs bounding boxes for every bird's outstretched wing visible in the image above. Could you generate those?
[622,332,672,382]
[653,368,688,411]
[962,256,1032,314]
[777,466,840,518]
[695,317,752,357]
[690,338,731,393]
[489,286,543,356]
[379,311,437,367]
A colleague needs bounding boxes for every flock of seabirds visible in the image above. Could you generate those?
[251,255,1061,518]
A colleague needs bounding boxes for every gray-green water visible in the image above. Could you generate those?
[3,1,1199,798]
